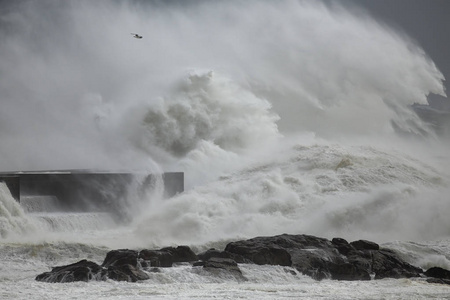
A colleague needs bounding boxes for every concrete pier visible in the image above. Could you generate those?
[0,171,183,212]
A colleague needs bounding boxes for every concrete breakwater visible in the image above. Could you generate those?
[0,171,183,213]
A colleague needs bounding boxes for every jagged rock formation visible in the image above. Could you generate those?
[35,234,450,284]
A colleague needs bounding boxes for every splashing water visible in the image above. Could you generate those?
[0,0,448,248]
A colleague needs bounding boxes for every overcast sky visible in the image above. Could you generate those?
[349,0,450,95]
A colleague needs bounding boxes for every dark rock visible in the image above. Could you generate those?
[139,249,174,267]
[197,248,252,263]
[425,267,450,280]
[225,235,293,266]
[139,245,198,268]
[224,234,421,281]
[350,240,380,251]
[35,259,105,283]
[160,245,198,263]
[203,257,242,273]
[202,257,247,281]
[225,234,341,280]
[193,261,205,267]
[331,237,349,246]
[329,262,371,281]
[284,268,297,276]
[426,277,450,285]
[371,249,422,279]
[107,264,149,282]
[34,233,426,284]
[102,249,138,268]
[332,238,355,255]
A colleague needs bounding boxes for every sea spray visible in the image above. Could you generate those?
[0,0,445,175]
[0,182,37,238]
[132,143,449,246]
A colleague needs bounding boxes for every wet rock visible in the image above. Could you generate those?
[35,259,105,283]
[160,245,198,263]
[107,264,150,282]
[201,257,247,281]
[425,267,450,281]
[224,234,421,281]
[35,234,426,284]
[350,239,380,251]
[197,248,253,263]
[139,245,198,267]
[371,249,422,279]
[332,238,355,255]
[328,262,371,281]
[225,235,293,267]
[139,249,174,267]
[101,249,138,268]
[426,277,450,285]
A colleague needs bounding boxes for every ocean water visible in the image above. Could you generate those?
[1,0,450,299]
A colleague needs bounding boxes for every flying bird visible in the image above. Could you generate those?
[131,33,143,39]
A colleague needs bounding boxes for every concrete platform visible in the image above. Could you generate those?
[0,171,183,212]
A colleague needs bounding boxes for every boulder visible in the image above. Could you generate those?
[224,234,422,281]
[139,245,198,267]
[160,245,198,263]
[350,240,380,251]
[371,249,422,279]
[34,233,427,284]
[139,249,174,267]
[426,277,450,285]
[102,249,138,268]
[35,259,105,283]
[425,267,450,280]
[225,234,342,280]
[225,235,293,267]
[200,257,247,281]
[197,248,252,263]
[107,264,150,282]
[332,238,355,255]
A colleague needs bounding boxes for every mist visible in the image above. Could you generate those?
[0,0,447,190]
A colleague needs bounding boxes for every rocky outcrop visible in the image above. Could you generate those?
[139,245,198,267]
[197,248,252,263]
[424,267,450,285]
[194,257,247,281]
[35,259,105,283]
[224,234,422,281]
[35,233,448,284]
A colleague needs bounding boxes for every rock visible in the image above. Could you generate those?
[35,259,105,283]
[139,245,198,267]
[332,238,355,255]
[102,249,138,268]
[139,249,174,267]
[426,278,450,285]
[203,257,242,273]
[350,240,380,251]
[225,235,293,266]
[425,267,450,280]
[160,245,198,263]
[225,234,342,280]
[201,257,247,281]
[371,249,422,279]
[197,248,252,263]
[34,233,426,284]
[224,234,421,281]
[107,264,150,282]
[328,262,371,281]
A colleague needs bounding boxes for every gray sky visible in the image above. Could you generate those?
[350,0,450,94]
